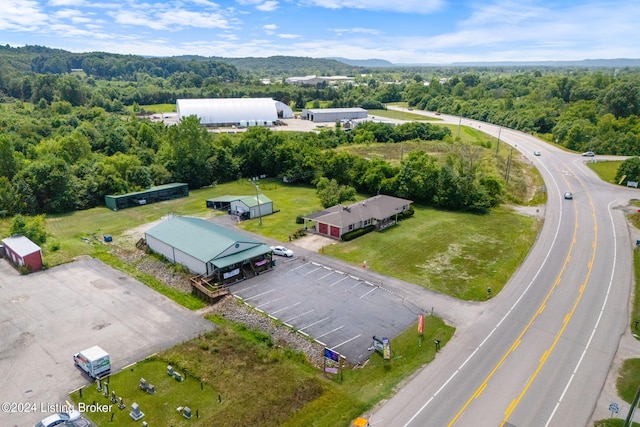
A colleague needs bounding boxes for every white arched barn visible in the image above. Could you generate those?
[176,98,293,127]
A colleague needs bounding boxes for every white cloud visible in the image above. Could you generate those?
[112,8,229,30]
[48,0,87,6]
[0,0,49,30]
[300,0,443,13]
[257,1,278,11]
[331,27,382,35]
[278,33,301,39]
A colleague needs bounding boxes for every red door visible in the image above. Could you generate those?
[330,226,340,238]
[319,223,328,235]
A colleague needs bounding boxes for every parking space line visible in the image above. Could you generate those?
[331,334,362,350]
[329,276,349,287]
[257,296,286,309]
[360,287,377,299]
[299,316,330,331]
[350,280,365,289]
[285,309,315,323]
[316,325,344,339]
[243,289,275,302]
[319,270,336,279]
[290,262,311,272]
[271,302,301,315]
[305,266,323,275]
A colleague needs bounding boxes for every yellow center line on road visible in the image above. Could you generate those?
[448,167,595,427]
[446,206,581,427]
[500,191,597,425]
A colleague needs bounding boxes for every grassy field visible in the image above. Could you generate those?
[588,160,622,184]
[0,177,541,303]
[322,205,539,300]
[71,312,454,427]
[367,108,437,121]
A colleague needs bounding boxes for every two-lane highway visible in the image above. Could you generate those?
[371,110,633,426]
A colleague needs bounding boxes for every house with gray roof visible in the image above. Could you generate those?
[303,195,412,239]
[144,216,272,282]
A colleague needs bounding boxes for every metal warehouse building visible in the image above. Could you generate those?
[176,98,293,127]
[105,183,189,211]
[301,107,368,123]
[144,216,273,279]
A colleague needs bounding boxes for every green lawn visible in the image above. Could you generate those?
[322,205,539,301]
[71,313,454,427]
[588,160,622,184]
[367,108,438,121]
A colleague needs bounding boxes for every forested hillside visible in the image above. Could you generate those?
[0,45,639,219]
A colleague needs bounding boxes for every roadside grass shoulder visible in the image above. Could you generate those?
[588,160,622,184]
[617,358,640,403]
[367,108,436,121]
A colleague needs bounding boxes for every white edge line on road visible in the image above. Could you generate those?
[544,199,618,427]
[403,135,566,427]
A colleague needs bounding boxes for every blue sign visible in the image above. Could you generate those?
[324,348,340,362]
[609,402,619,414]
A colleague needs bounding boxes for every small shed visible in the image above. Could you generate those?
[207,195,273,219]
[1,236,43,272]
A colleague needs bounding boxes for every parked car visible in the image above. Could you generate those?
[34,410,81,427]
[534,150,541,156]
[582,151,595,157]
[564,192,573,200]
[270,245,294,257]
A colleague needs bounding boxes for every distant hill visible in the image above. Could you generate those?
[326,57,394,68]
[396,58,640,68]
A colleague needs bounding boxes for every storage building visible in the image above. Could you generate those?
[207,195,273,219]
[1,235,43,273]
[301,107,368,123]
[144,216,273,280]
[176,98,293,127]
[105,183,188,211]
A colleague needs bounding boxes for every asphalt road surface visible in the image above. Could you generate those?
[368,108,638,426]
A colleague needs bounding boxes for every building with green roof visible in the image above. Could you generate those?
[206,194,273,219]
[144,216,273,282]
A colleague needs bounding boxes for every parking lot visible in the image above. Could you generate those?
[0,257,214,427]
[230,257,420,364]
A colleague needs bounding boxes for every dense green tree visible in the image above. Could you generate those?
[615,157,640,185]
[0,177,17,217]
[8,214,48,244]
[159,115,215,188]
[0,134,19,180]
[315,177,356,208]
[12,157,76,213]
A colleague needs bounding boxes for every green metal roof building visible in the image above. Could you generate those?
[105,183,188,211]
[144,216,272,281]
[206,194,273,219]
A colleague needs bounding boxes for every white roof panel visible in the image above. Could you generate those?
[177,98,286,125]
[1,235,41,257]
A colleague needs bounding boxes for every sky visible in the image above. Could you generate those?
[0,0,638,64]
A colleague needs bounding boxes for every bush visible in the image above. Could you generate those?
[398,206,415,220]
[341,225,375,241]
[295,215,305,224]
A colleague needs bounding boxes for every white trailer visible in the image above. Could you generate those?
[73,346,111,379]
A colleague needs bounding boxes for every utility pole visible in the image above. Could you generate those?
[496,127,502,154]
[254,181,263,226]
